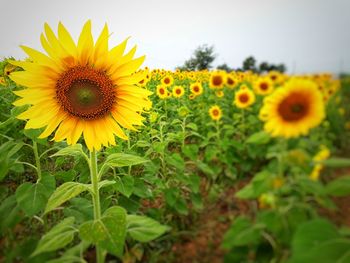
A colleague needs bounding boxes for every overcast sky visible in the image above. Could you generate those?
[1,0,349,73]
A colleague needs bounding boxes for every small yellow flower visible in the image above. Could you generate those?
[226,74,237,88]
[254,77,274,95]
[172,85,185,98]
[209,105,222,121]
[234,88,256,109]
[161,75,174,87]
[215,90,224,98]
[156,85,168,99]
[190,82,203,96]
[0,77,6,86]
[209,71,226,89]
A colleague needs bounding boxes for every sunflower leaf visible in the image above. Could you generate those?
[45,182,91,214]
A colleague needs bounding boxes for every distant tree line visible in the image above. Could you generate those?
[177,45,286,73]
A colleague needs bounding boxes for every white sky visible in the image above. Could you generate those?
[1,0,349,73]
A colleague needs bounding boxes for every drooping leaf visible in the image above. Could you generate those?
[126,215,170,242]
[45,182,90,214]
[31,217,76,257]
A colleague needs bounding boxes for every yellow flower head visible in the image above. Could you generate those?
[0,77,6,86]
[209,105,222,121]
[226,74,238,89]
[215,90,224,98]
[254,77,274,95]
[161,75,173,87]
[156,85,168,99]
[209,71,226,89]
[172,85,185,98]
[268,71,283,84]
[10,21,152,151]
[260,79,325,138]
[234,88,256,109]
[189,94,196,100]
[190,82,203,96]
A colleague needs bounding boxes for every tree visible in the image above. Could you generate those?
[242,56,257,72]
[178,45,216,71]
[217,63,233,72]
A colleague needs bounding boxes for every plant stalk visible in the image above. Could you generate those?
[90,150,103,263]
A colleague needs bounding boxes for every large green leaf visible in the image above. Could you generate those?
[222,216,264,249]
[288,218,347,263]
[45,182,90,214]
[126,215,170,242]
[31,217,76,257]
[246,131,271,145]
[322,158,350,168]
[79,206,127,257]
[16,182,49,216]
[115,175,134,197]
[326,176,350,196]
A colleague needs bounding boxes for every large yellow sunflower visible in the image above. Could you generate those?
[9,21,152,151]
[259,79,325,138]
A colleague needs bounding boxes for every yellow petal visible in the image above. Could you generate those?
[25,104,60,129]
[20,45,62,72]
[39,109,68,138]
[58,22,77,56]
[112,56,145,78]
[77,20,93,66]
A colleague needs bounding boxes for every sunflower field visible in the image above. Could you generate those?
[1,22,350,263]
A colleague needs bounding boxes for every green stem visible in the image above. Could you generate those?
[33,141,42,182]
[89,150,104,263]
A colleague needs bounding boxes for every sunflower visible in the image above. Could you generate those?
[0,77,5,86]
[267,71,283,84]
[209,71,226,89]
[161,75,173,87]
[190,82,203,96]
[259,79,325,138]
[215,90,224,98]
[156,85,168,99]
[234,88,256,109]
[189,94,196,100]
[209,105,222,121]
[172,85,185,98]
[9,21,152,151]
[226,74,237,89]
[254,77,274,95]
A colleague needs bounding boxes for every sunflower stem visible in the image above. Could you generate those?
[89,150,104,263]
[33,141,42,183]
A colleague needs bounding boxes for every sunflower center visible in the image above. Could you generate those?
[239,93,249,103]
[227,78,234,85]
[213,109,219,116]
[164,78,170,84]
[160,88,165,94]
[56,66,115,120]
[176,89,181,95]
[278,92,309,122]
[194,86,199,92]
[260,82,268,91]
[212,76,223,86]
